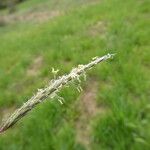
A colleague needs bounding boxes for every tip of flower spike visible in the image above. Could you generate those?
[103,53,116,60]
[108,53,116,58]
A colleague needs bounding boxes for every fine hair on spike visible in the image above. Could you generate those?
[0,53,115,133]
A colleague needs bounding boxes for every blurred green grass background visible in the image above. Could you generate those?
[0,0,149,149]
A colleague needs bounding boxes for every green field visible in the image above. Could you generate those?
[0,0,149,149]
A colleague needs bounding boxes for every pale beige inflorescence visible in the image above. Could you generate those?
[0,53,115,133]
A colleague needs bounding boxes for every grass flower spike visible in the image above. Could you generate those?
[0,53,114,133]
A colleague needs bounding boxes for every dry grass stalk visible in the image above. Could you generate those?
[0,53,114,133]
